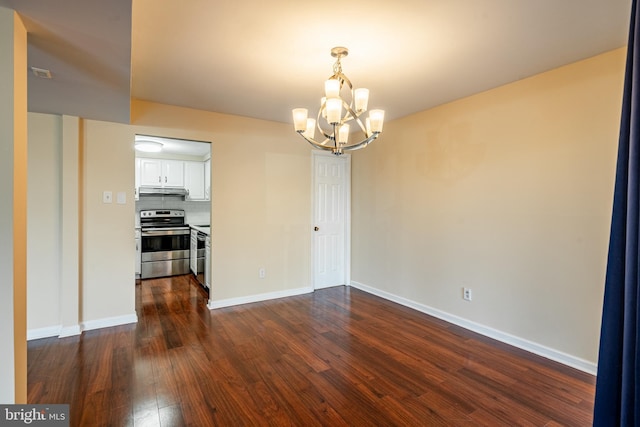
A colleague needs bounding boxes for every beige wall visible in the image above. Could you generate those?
[352,48,626,366]
[0,7,27,404]
[82,119,136,322]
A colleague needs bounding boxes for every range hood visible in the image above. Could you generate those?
[138,186,188,197]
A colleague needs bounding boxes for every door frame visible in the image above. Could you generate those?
[311,150,351,290]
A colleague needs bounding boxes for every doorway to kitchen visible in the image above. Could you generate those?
[134,135,212,288]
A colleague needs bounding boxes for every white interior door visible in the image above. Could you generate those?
[312,151,350,289]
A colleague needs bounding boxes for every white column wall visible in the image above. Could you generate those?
[26,114,62,334]
[60,116,81,336]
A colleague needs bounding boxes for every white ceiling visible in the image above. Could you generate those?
[135,135,211,157]
[0,0,632,126]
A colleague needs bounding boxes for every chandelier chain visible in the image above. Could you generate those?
[333,57,343,75]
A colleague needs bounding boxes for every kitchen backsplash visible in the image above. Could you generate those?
[136,197,211,226]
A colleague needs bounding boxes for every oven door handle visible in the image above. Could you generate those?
[142,229,190,236]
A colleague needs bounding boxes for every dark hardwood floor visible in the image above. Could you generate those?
[28,275,595,426]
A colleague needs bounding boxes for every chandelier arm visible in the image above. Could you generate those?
[330,72,352,90]
[341,102,356,122]
[296,131,337,153]
[317,138,333,146]
[340,132,381,152]
[316,109,334,140]
[334,72,354,118]
[342,103,368,134]
[331,122,341,154]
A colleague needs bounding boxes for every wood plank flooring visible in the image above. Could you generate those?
[28,275,595,426]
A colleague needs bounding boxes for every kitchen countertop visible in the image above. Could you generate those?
[190,224,210,235]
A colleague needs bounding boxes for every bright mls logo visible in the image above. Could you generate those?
[0,405,68,426]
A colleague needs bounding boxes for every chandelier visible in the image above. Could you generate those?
[292,47,385,156]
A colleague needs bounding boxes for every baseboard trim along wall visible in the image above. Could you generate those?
[208,286,314,310]
[27,325,63,341]
[349,281,597,375]
[28,313,139,340]
[59,324,82,338]
[81,313,138,332]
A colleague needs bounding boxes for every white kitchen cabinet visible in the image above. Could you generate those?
[205,235,211,289]
[162,159,184,187]
[204,158,211,201]
[139,158,162,186]
[138,158,184,187]
[184,161,205,200]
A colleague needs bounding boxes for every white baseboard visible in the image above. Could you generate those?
[81,313,138,332]
[28,314,138,341]
[208,286,314,309]
[350,281,597,375]
[59,324,82,338]
[27,325,62,341]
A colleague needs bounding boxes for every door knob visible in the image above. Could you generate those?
[314,226,319,231]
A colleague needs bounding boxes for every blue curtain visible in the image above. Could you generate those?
[594,0,640,424]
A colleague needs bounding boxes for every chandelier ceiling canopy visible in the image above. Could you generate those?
[292,47,385,156]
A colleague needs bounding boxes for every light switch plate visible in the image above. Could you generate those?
[103,191,113,204]
[117,192,126,204]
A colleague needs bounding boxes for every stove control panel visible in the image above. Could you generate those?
[140,210,185,218]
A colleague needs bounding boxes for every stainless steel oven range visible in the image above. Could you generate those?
[139,209,190,279]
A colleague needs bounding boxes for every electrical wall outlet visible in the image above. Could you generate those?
[259,268,266,279]
[463,287,472,301]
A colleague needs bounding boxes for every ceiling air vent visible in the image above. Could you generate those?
[30,67,52,79]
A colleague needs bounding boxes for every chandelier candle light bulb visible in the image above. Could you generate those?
[369,110,385,133]
[326,98,342,124]
[292,46,385,155]
[325,79,340,98]
[292,108,308,132]
[338,124,350,144]
[354,88,369,113]
[305,118,316,138]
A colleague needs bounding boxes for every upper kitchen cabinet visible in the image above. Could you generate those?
[163,160,185,187]
[184,161,205,200]
[135,135,211,201]
[139,158,160,186]
[139,158,185,187]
